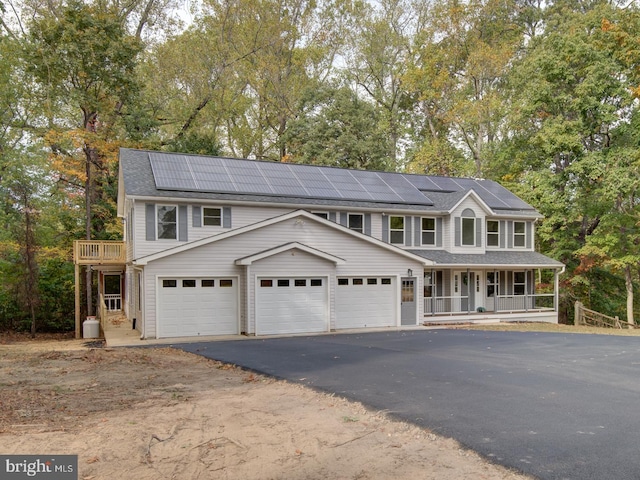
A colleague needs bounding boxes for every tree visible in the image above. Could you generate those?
[285,85,392,170]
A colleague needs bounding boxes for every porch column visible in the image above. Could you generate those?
[75,263,80,339]
[525,269,529,312]
[554,269,560,312]
[466,268,470,313]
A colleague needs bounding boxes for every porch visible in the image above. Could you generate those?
[73,240,126,338]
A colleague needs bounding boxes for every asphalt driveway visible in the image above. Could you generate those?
[173,329,640,480]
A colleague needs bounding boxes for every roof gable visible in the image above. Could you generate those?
[235,242,346,265]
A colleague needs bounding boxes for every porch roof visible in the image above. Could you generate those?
[406,250,564,269]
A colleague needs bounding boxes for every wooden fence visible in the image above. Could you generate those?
[574,301,636,329]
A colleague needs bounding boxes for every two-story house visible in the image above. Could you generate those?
[73,148,564,339]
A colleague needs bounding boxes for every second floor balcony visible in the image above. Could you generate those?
[74,240,126,265]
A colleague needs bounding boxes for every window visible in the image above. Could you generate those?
[201,280,215,287]
[338,278,349,286]
[277,279,290,287]
[487,271,497,297]
[220,279,233,287]
[390,216,404,244]
[348,214,364,233]
[162,279,177,288]
[367,278,378,285]
[381,278,392,285]
[462,217,475,246]
[310,279,322,286]
[424,271,434,297]
[295,279,307,287]
[157,205,177,239]
[312,212,329,219]
[260,279,273,287]
[514,221,526,247]
[352,278,364,285]
[422,218,436,245]
[182,280,196,288]
[487,220,499,247]
[203,207,222,226]
[514,272,525,295]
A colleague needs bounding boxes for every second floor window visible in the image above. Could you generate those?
[157,205,177,239]
[390,216,404,244]
[514,221,526,247]
[203,207,222,226]
[422,218,436,245]
[462,217,475,246]
[348,214,363,233]
[487,220,499,247]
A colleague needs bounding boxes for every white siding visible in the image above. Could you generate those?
[449,197,486,254]
[141,215,424,338]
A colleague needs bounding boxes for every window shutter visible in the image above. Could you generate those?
[364,214,371,235]
[405,216,412,246]
[526,222,532,249]
[339,212,347,226]
[507,221,513,248]
[414,217,421,246]
[329,212,336,222]
[222,207,232,228]
[476,218,482,247]
[178,205,188,241]
[145,203,155,241]
[193,206,201,227]
[499,221,506,248]
[454,217,461,246]
[436,218,443,247]
[382,214,389,242]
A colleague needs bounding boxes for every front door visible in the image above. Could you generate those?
[400,277,416,325]
[453,271,475,313]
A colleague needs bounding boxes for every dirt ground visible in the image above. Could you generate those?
[0,333,534,480]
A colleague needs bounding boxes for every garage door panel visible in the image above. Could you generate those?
[335,277,396,329]
[158,278,238,338]
[256,278,327,335]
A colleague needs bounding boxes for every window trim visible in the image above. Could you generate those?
[348,213,364,233]
[421,217,436,246]
[461,217,475,246]
[513,221,526,248]
[486,220,500,247]
[157,204,178,240]
[203,207,222,226]
[389,215,405,245]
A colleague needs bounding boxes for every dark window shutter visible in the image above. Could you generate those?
[436,218,443,247]
[364,214,371,235]
[222,207,232,228]
[329,212,336,222]
[339,212,347,227]
[382,214,389,242]
[526,222,532,249]
[178,205,188,241]
[500,221,506,248]
[405,216,412,246]
[193,206,201,227]
[507,221,513,248]
[476,218,482,247]
[454,217,461,246]
[145,203,155,241]
[414,217,421,246]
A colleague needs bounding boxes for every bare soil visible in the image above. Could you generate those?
[0,335,533,480]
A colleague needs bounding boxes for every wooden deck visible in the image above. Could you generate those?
[74,240,126,265]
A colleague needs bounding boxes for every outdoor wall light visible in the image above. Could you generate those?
[407,269,413,277]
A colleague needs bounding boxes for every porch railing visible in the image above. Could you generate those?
[74,240,126,264]
[425,293,555,316]
[104,294,122,311]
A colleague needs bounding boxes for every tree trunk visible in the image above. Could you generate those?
[625,265,634,327]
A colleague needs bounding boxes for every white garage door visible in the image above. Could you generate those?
[256,277,328,335]
[335,277,396,329]
[158,277,238,338]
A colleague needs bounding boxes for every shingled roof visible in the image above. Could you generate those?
[119,148,540,216]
